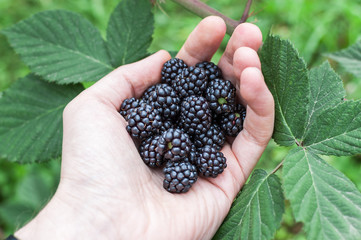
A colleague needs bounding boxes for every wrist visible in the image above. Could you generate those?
[15,182,119,240]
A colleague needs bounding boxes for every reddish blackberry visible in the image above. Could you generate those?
[196,145,227,178]
[163,160,198,193]
[173,66,208,98]
[193,124,226,150]
[206,78,236,114]
[179,96,212,136]
[142,83,180,119]
[161,58,188,85]
[120,97,143,118]
[157,128,192,162]
[125,103,162,139]
[140,135,165,168]
[195,61,222,81]
[219,104,246,137]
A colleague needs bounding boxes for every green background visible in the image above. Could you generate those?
[1,0,361,239]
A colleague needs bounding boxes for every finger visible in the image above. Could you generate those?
[176,16,226,65]
[232,47,261,101]
[232,67,275,178]
[78,50,172,109]
[233,47,261,81]
[218,23,262,84]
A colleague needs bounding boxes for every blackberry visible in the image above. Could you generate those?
[193,124,225,150]
[139,135,165,168]
[188,144,199,165]
[206,78,236,115]
[173,66,208,98]
[159,120,174,134]
[142,83,180,119]
[219,104,246,137]
[195,61,222,81]
[157,128,192,162]
[125,103,162,139]
[163,160,198,193]
[141,85,157,101]
[179,96,212,136]
[161,58,188,85]
[196,145,227,178]
[120,97,143,118]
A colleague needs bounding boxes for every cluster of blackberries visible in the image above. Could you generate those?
[120,58,246,193]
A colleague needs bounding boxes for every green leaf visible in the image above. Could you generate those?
[213,169,284,240]
[260,35,310,146]
[16,172,53,209]
[327,39,361,78]
[301,61,346,140]
[0,201,35,229]
[303,100,361,156]
[2,10,114,84]
[283,147,361,240]
[106,0,154,67]
[0,165,57,231]
[0,75,84,163]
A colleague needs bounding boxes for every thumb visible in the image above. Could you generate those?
[83,50,171,109]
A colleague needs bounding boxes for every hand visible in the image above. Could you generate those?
[15,16,274,240]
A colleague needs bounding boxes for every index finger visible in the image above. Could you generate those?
[176,16,226,65]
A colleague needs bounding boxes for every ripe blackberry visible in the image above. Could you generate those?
[195,61,222,81]
[173,66,208,98]
[125,103,162,139]
[142,83,180,119]
[206,78,236,114]
[179,96,212,136]
[140,135,165,168]
[161,58,188,85]
[159,120,174,134]
[219,104,246,137]
[120,97,143,118]
[188,144,199,165]
[163,160,198,193]
[141,85,157,101]
[193,124,225,150]
[157,128,192,162]
[196,145,227,178]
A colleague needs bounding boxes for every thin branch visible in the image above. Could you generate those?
[240,0,252,23]
[271,159,284,174]
[171,0,239,35]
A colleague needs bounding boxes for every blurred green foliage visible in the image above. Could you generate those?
[0,0,361,238]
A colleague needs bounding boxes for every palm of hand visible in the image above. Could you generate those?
[59,17,274,240]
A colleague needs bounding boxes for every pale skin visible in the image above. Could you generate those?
[15,16,274,240]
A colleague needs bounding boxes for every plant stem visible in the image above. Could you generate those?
[271,159,284,174]
[171,0,239,35]
[240,0,252,23]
